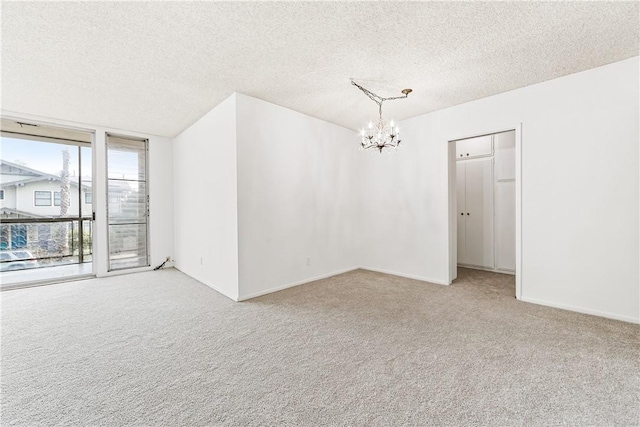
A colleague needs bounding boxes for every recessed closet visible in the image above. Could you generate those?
[455,131,515,274]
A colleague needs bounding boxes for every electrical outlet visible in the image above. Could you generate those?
[200,257,203,265]
[306,256,311,267]
[165,256,170,262]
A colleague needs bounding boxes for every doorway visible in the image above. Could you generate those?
[447,125,522,298]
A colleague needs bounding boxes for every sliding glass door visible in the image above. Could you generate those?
[106,134,148,271]
[0,122,93,286]
[0,122,152,285]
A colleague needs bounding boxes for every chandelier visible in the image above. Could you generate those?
[351,80,412,153]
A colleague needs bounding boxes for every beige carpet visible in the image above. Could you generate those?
[1,267,638,426]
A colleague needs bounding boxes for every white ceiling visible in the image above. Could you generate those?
[1,1,638,137]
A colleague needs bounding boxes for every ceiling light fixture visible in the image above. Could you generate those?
[351,80,412,153]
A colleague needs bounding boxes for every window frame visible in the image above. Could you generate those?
[34,191,52,207]
[106,134,149,271]
[53,191,61,207]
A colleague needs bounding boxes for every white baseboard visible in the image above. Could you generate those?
[519,296,639,324]
[204,282,239,302]
[174,267,239,301]
[180,265,639,324]
[359,266,450,285]
[237,267,360,301]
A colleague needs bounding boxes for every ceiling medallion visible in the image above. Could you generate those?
[351,80,412,153]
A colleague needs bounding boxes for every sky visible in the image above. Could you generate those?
[0,136,92,179]
[1,135,145,183]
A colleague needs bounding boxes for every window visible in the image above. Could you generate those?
[34,191,51,206]
[0,189,4,200]
[1,122,93,282]
[85,192,92,204]
[107,135,148,271]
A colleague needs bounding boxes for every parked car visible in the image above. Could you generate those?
[0,250,39,272]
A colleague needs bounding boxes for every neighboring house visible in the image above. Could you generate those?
[0,160,131,252]
[0,160,93,219]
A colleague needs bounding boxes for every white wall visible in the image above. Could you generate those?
[173,94,239,300]
[235,94,359,300]
[357,118,451,284]
[0,187,17,209]
[359,56,639,323]
[148,135,174,270]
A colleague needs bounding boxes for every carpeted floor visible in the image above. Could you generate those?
[1,268,638,426]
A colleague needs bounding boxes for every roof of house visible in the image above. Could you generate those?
[0,159,91,190]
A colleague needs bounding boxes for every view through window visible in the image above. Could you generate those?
[0,123,93,283]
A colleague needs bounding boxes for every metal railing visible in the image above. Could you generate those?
[0,218,92,272]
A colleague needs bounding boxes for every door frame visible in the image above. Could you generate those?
[447,123,522,299]
[104,133,150,272]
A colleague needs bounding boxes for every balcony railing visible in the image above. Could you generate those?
[0,218,92,272]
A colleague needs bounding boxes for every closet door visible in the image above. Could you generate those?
[464,158,494,268]
[456,163,466,265]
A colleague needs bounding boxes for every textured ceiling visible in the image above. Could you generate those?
[1,1,638,137]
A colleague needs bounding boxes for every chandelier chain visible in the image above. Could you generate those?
[350,80,410,112]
